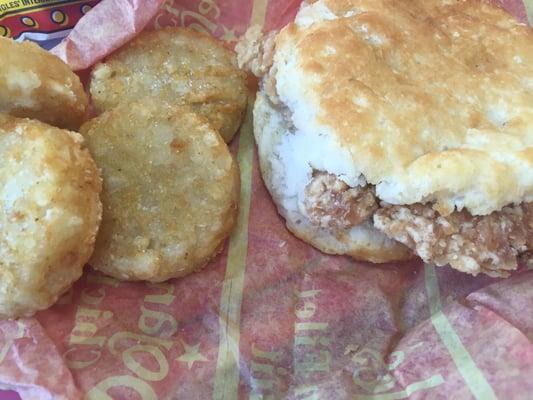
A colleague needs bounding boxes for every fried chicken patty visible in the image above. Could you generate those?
[304,172,378,230]
[374,204,533,277]
[303,172,532,277]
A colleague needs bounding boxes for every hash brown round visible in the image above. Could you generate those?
[81,101,240,282]
[0,37,89,130]
[90,28,248,143]
[0,114,102,318]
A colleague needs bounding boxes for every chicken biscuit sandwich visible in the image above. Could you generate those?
[238,0,533,277]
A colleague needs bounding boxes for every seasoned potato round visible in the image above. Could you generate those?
[0,37,88,130]
[90,27,248,143]
[81,101,240,282]
[0,114,102,318]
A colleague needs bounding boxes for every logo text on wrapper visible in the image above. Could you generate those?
[249,289,332,400]
[293,289,332,399]
[64,273,183,400]
[350,344,445,399]
[152,0,238,44]
[154,0,220,35]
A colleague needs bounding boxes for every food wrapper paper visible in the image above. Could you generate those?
[1,0,533,399]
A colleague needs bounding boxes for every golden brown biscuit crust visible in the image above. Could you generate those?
[272,0,533,216]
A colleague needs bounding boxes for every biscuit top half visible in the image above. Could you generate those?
[268,0,533,216]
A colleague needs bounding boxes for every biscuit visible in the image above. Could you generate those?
[271,0,533,217]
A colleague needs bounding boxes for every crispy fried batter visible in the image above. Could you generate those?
[0,37,88,130]
[374,203,533,277]
[0,114,102,318]
[90,28,248,143]
[304,172,378,230]
[236,25,277,78]
[237,26,279,103]
[81,101,239,282]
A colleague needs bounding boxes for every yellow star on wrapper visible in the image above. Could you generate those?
[177,340,209,369]
[221,26,237,43]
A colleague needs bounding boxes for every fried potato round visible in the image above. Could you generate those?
[0,114,102,318]
[90,27,248,143]
[0,37,89,130]
[80,101,240,282]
